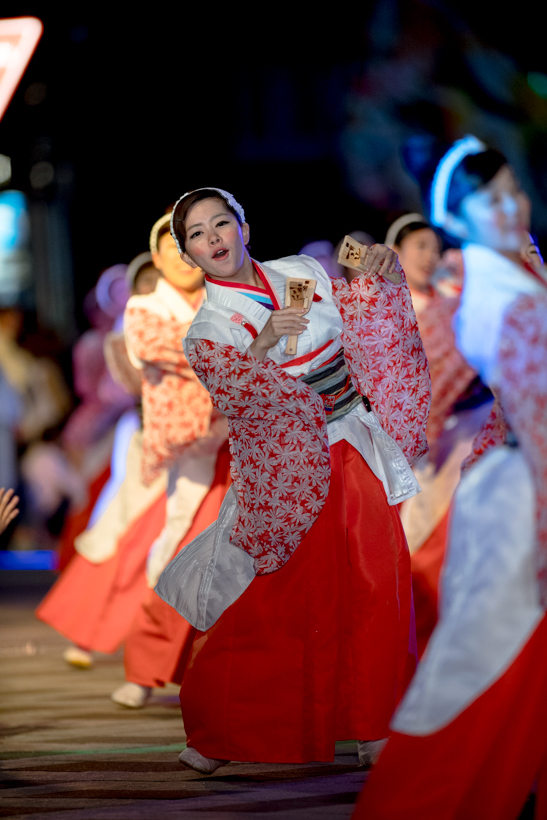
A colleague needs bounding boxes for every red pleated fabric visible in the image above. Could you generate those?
[56,465,111,571]
[353,614,547,820]
[123,441,232,688]
[36,492,167,653]
[410,509,450,658]
[179,440,415,764]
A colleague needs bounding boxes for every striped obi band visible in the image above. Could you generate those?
[300,347,371,423]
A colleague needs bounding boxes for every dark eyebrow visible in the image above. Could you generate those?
[186,212,230,232]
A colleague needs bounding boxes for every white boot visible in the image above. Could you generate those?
[111,682,151,708]
[357,738,388,767]
[63,646,93,669]
[178,747,229,774]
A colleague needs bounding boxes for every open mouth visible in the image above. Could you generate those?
[213,248,229,261]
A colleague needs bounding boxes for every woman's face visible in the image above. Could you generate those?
[154,232,204,293]
[458,165,530,253]
[182,197,250,280]
[134,265,160,295]
[395,228,440,292]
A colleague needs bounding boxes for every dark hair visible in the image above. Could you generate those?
[172,189,242,253]
[445,150,507,216]
[394,221,431,246]
[403,135,507,229]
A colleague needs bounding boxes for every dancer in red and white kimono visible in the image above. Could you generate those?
[38,220,227,688]
[111,214,229,708]
[36,252,167,669]
[155,187,430,773]
[354,137,547,820]
[386,214,491,656]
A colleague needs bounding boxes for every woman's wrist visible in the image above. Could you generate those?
[249,338,269,361]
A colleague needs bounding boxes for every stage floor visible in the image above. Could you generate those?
[0,584,368,819]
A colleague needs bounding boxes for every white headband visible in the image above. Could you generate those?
[385,213,426,248]
[170,187,246,254]
[149,214,171,255]
[126,251,153,289]
[430,135,486,228]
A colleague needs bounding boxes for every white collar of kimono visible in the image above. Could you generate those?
[126,275,204,324]
[154,276,205,323]
[203,261,282,321]
[456,243,545,385]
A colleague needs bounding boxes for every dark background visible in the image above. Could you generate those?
[2,1,547,339]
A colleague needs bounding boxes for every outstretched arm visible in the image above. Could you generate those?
[331,245,430,465]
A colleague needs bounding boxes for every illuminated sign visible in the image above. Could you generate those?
[0,17,43,121]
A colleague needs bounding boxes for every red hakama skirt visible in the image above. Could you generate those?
[410,509,450,658]
[36,492,167,653]
[353,614,547,820]
[179,439,415,763]
[123,441,232,688]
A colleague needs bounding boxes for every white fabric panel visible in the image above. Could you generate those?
[155,486,255,631]
[393,446,542,735]
[75,429,166,564]
[87,409,141,528]
[328,403,420,505]
[457,244,544,386]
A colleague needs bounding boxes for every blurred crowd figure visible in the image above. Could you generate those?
[0,304,71,548]
[0,262,147,555]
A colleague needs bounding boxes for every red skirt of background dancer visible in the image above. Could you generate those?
[123,440,232,688]
[179,439,416,764]
[410,509,450,658]
[36,492,167,653]
[56,464,111,571]
[353,614,547,820]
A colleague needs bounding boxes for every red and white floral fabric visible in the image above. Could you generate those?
[498,293,547,605]
[331,269,430,465]
[460,396,508,473]
[124,281,213,485]
[181,256,430,576]
[414,294,477,444]
[185,340,330,575]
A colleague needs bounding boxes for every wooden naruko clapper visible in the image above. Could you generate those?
[285,277,316,355]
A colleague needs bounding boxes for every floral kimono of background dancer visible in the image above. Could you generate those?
[386,213,490,657]
[354,137,547,820]
[110,214,229,708]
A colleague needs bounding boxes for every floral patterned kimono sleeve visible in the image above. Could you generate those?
[185,338,331,575]
[124,306,213,484]
[497,294,547,604]
[417,296,477,444]
[331,269,430,465]
[460,396,508,473]
[125,307,194,376]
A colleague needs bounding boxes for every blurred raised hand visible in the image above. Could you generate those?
[0,488,19,535]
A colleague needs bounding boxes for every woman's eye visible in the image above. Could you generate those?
[189,230,202,239]
[216,220,229,228]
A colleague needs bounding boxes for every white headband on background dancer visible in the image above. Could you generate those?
[385,213,427,249]
[430,135,486,229]
[170,188,246,255]
[149,214,171,255]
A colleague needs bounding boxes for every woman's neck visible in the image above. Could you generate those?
[207,254,261,288]
[171,283,203,308]
[499,250,524,266]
